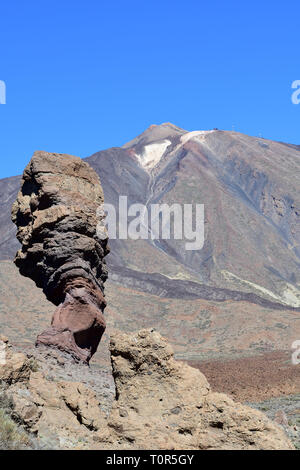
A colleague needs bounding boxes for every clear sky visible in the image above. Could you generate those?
[0,0,299,178]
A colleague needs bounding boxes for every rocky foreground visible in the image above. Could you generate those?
[0,330,294,450]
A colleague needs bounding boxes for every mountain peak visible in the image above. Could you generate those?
[122,122,186,149]
[158,122,186,131]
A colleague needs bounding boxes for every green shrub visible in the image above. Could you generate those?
[0,391,14,412]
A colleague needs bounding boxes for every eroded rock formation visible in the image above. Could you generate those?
[102,329,294,450]
[0,331,294,450]
[0,338,106,448]
[11,151,109,363]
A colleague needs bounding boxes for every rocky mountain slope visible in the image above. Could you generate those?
[1,124,300,308]
[0,124,299,361]
[94,123,300,308]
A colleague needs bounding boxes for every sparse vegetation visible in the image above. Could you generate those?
[0,389,14,412]
[28,358,39,372]
[0,386,42,450]
[0,409,31,450]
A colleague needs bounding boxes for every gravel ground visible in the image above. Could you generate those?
[247,394,300,449]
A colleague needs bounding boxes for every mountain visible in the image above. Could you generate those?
[2,123,299,306]
[0,124,300,365]
[86,124,300,307]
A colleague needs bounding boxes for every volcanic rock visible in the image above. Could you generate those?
[11,151,109,363]
[0,358,106,448]
[0,338,31,384]
[0,331,294,450]
[101,329,294,450]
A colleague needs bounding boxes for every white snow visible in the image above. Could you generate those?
[135,140,171,170]
[135,131,215,171]
[180,130,214,145]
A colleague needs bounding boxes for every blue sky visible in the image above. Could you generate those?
[0,0,299,178]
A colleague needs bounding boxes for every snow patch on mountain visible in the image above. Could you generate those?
[135,139,171,170]
[180,130,214,146]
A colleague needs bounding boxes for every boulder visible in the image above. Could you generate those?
[0,339,31,384]
[6,370,106,449]
[101,329,294,450]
